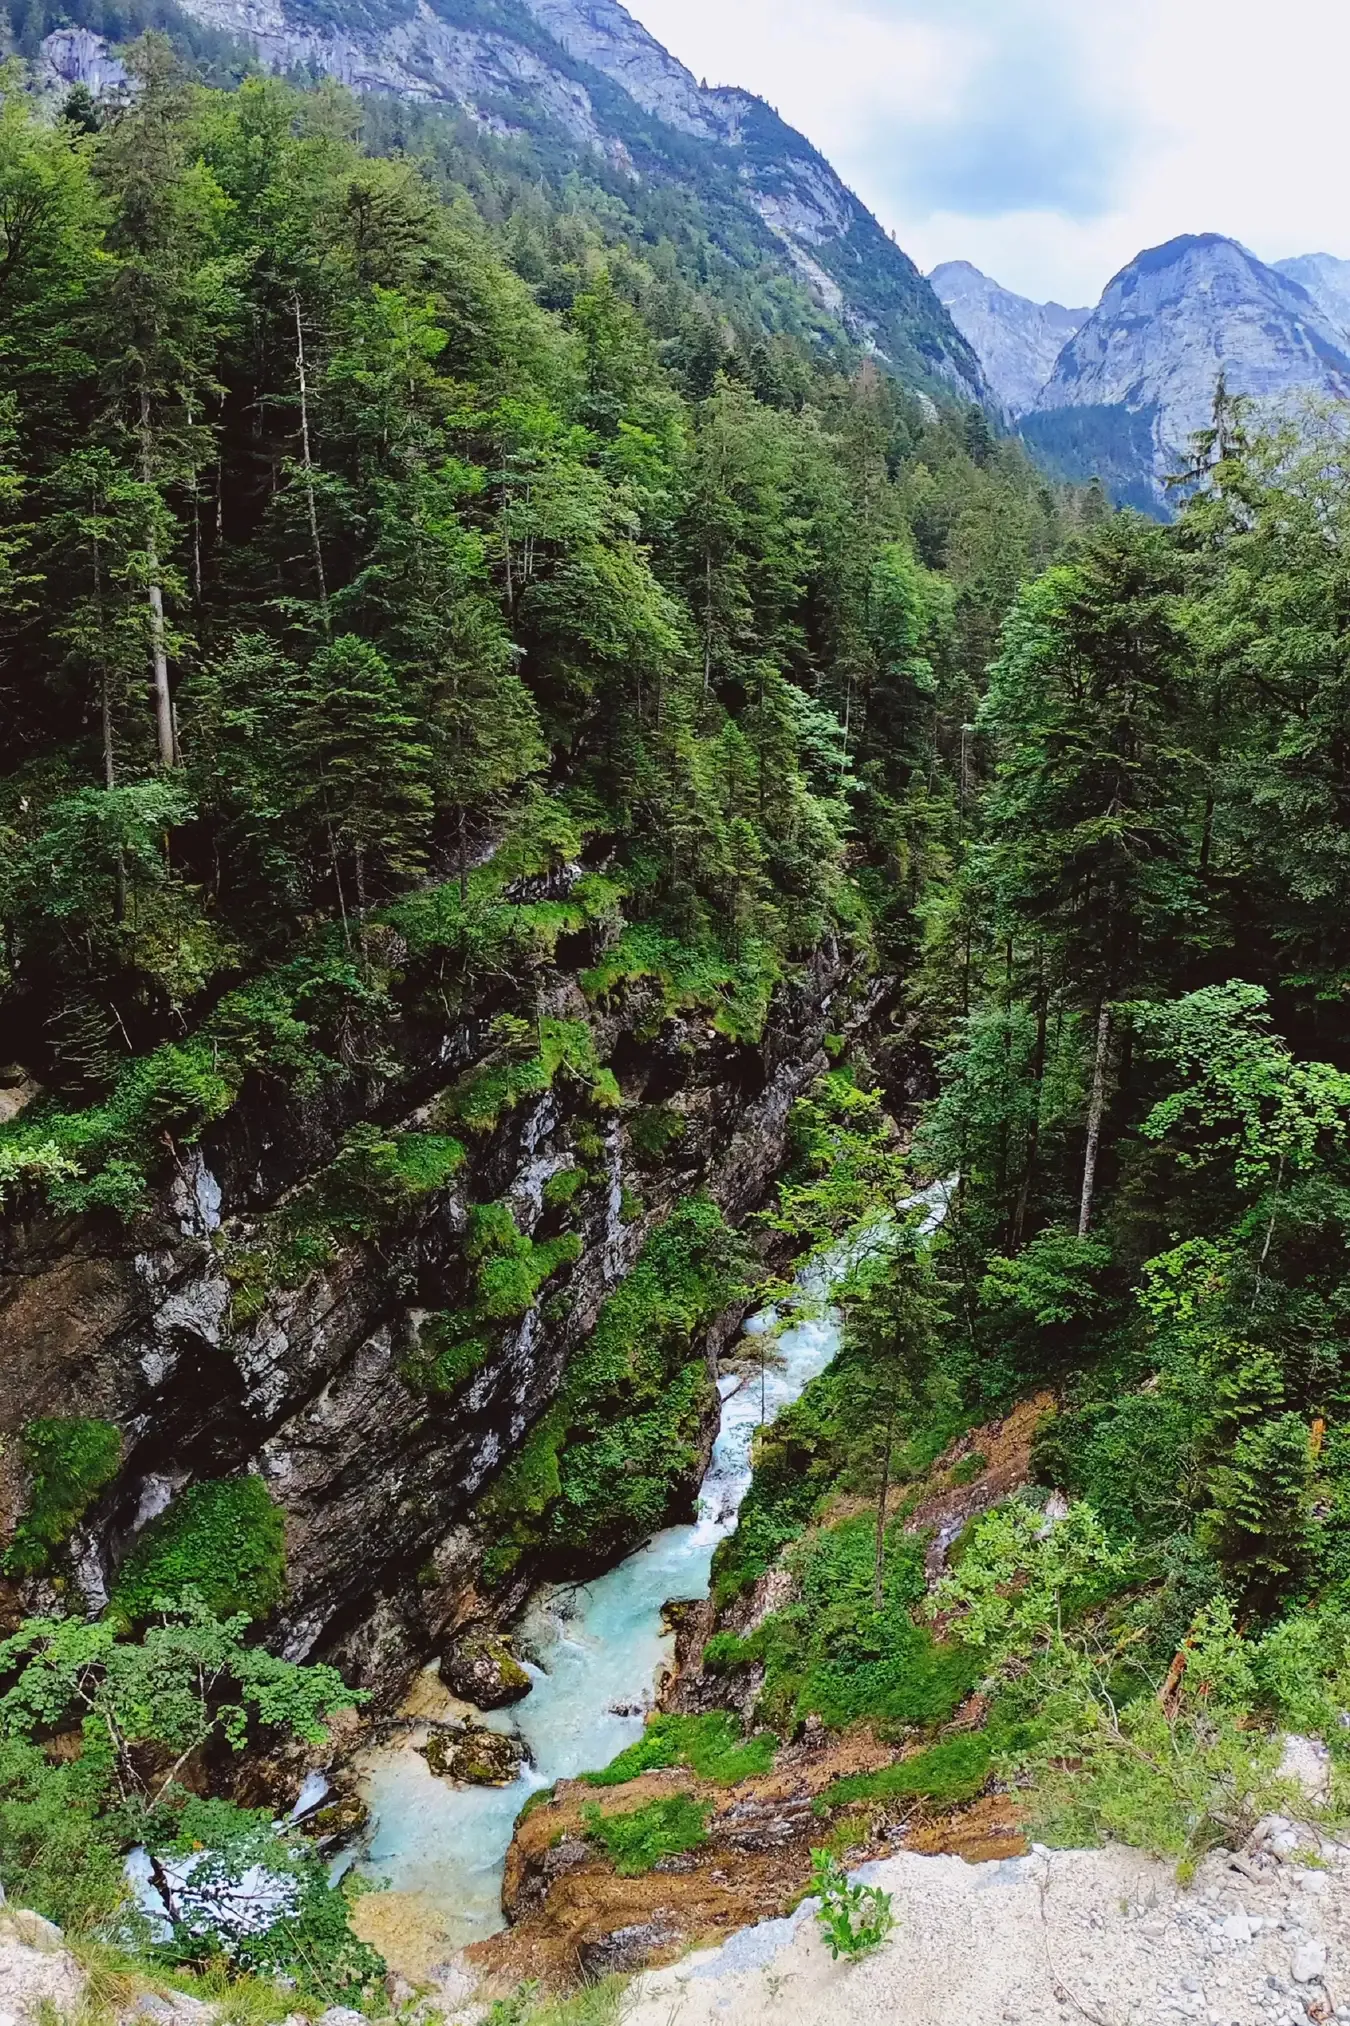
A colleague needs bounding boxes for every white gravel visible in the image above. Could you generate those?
[624,1824,1350,2026]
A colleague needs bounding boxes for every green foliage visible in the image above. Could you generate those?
[0,1735,129,1933]
[0,1594,358,1811]
[808,1851,894,1960]
[581,1713,776,1788]
[813,1734,992,1817]
[448,1018,619,1133]
[111,1478,287,1625]
[3,1417,121,1577]
[626,1105,685,1163]
[739,1518,979,1735]
[467,1199,583,1318]
[148,1796,385,2000]
[481,1198,748,1577]
[580,1792,711,1876]
[542,1164,586,1210]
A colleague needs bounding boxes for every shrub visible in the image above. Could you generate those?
[581,1793,711,1875]
[3,1417,122,1577]
[809,1850,894,1959]
[0,1736,129,1932]
[747,1519,979,1734]
[112,1478,287,1624]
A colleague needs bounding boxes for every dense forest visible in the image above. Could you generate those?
[4,31,1350,2007]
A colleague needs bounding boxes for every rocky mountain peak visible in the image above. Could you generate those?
[930,259,1089,419]
[1275,251,1350,344]
[1021,231,1350,512]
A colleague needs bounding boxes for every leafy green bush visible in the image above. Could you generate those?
[745,1518,979,1734]
[582,1713,776,1788]
[580,1793,711,1876]
[0,1736,129,1932]
[448,1018,619,1133]
[809,1850,894,1959]
[814,1733,992,1816]
[467,1201,582,1318]
[542,1165,587,1210]
[112,1478,287,1624]
[3,1417,122,1577]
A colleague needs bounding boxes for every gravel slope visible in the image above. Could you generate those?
[623,1824,1349,2026]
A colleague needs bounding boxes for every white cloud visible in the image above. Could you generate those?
[627,0,1350,305]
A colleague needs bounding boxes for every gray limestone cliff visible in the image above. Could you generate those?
[1275,252,1350,345]
[1022,233,1350,513]
[929,260,1088,419]
[0,876,879,1708]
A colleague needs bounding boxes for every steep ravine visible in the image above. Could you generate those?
[0,860,880,1716]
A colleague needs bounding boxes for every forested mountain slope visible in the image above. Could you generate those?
[6,31,1350,2016]
[0,43,1069,1986]
[14,0,988,403]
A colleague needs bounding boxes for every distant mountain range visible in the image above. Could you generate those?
[936,237,1350,513]
[37,0,987,407]
[929,262,1090,420]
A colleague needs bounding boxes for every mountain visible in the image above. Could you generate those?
[1275,251,1350,342]
[1022,233,1350,513]
[41,0,986,404]
[929,259,1089,418]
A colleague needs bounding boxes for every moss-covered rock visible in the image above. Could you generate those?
[441,1631,533,1709]
[422,1725,524,1786]
[111,1475,287,1625]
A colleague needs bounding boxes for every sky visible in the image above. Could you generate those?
[627,0,1350,307]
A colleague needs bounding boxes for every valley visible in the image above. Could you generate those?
[1,6,1350,2026]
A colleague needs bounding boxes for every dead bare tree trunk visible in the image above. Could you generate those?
[140,386,177,770]
[293,291,329,634]
[1078,1000,1113,1239]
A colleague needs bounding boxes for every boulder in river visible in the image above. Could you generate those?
[421,1726,524,1787]
[440,1632,532,1710]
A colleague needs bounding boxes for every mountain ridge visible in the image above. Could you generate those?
[47,0,988,404]
[929,258,1089,419]
[1020,232,1350,511]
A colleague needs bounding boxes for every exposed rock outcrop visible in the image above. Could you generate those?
[930,260,1089,418]
[1,882,876,1712]
[1023,233,1350,512]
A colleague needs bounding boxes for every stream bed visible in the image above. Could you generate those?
[356,1191,949,1956]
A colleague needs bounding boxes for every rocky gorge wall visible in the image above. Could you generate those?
[0,839,880,1712]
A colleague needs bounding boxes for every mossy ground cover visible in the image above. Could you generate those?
[480,1197,750,1581]
[111,1477,287,1625]
[581,1712,776,1788]
[708,1517,979,1737]
[3,1418,122,1578]
[226,1124,468,1327]
[580,1792,712,1876]
[813,1732,993,1816]
[581,922,781,1045]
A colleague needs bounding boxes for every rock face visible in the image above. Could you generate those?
[137,0,985,402]
[1275,251,1350,343]
[1023,233,1350,512]
[0,865,874,1709]
[929,261,1089,418]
